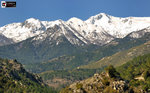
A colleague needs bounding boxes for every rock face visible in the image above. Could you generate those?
[60,72,128,93]
[111,80,126,92]
[0,34,14,46]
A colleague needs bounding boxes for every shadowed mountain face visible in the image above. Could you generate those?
[0,34,14,46]
[24,31,150,72]
[0,25,92,64]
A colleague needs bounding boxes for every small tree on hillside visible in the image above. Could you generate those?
[105,65,120,78]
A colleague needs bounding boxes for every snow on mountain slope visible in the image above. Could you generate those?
[32,21,89,46]
[0,18,46,42]
[0,13,150,46]
[128,26,150,38]
[86,13,150,38]
[67,17,114,45]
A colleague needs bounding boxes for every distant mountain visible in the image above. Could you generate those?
[0,13,150,70]
[25,30,150,72]
[0,58,57,93]
[0,18,45,44]
[80,40,150,69]
[1,13,150,46]
[0,25,93,64]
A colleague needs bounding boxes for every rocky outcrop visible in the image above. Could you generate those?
[60,72,129,93]
[111,80,127,92]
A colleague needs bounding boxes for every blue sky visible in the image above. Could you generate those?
[0,0,150,26]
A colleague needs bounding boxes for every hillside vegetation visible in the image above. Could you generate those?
[39,68,104,89]
[80,41,150,69]
[26,33,150,73]
[0,58,57,93]
[117,53,150,91]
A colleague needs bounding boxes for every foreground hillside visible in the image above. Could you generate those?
[61,65,130,93]
[0,58,57,93]
[61,53,150,93]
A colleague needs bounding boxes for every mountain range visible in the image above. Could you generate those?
[0,13,150,70]
[1,13,150,46]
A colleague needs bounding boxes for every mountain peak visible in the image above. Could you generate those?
[23,18,46,31]
[25,18,39,22]
[50,19,65,26]
[67,17,83,24]
[97,13,108,16]
[26,17,38,20]
[25,18,41,24]
[86,13,111,24]
[92,13,110,19]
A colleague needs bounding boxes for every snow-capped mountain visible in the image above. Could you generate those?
[86,13,150,37]
[1,13,150,46]
[0,18,45,43]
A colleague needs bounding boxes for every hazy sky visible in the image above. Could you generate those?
[0,0,150,26]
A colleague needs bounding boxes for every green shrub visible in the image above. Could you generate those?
[143,70,150,80]
[105,65,120,78]
[76,83,83,89]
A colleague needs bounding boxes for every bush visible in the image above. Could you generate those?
[143,70,150,80]
[103,86,117,93]
[105,65,120,78]
[76,83,83,89]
